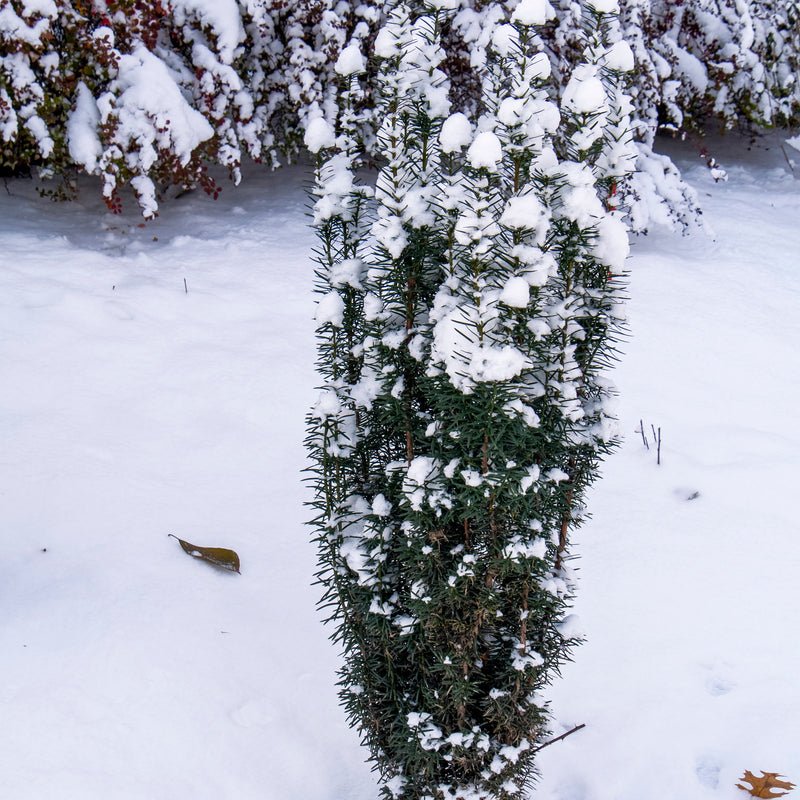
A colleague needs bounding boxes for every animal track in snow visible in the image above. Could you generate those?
[696,755,722,789]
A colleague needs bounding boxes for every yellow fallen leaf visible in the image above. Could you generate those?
[737,771,795,799]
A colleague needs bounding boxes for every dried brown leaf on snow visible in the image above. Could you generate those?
[737,771,795,799]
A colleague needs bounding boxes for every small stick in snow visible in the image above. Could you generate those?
[639,419,649,450]
[656,426,662,465]
[780,143,795,174]
[531,723,586,754]
[184,277,188,294]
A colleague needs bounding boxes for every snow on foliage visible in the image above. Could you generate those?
[95,44,214,216]
[439,112,473,152]
[67,82,102,172]
[304,117,336,155]
[0,0,59,162]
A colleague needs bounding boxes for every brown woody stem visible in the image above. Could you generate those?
[531,723,586,754]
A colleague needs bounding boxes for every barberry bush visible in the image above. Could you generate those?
[3,0,799,219]
[1,0,367,213]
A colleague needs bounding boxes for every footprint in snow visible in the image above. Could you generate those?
[701,661,736,696]
[696,755,722,789]
[229,698,275,729]
[706,675,736,696]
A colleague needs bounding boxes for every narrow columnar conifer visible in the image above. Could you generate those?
[307,2,635,798]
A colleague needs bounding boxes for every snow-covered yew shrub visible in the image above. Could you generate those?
[307,2,634,798]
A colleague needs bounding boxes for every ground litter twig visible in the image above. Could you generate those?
[531,723,586,754]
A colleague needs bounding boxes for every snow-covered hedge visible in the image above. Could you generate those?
[1,0,63,171]
[437,0,800,230]
[307,2,635,797]
[1,0,798,219]
[546,0,800,140]
[1,0,365,214]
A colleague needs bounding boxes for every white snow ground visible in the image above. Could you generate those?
[1,132,798,799]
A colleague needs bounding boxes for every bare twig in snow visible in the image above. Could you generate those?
[532,724,586,754]
[780,143,795,174]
